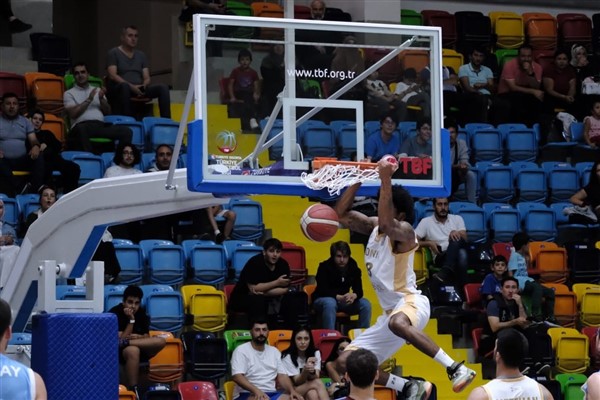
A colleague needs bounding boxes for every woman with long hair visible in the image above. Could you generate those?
[324,337,351,388]
[281,327,329,400]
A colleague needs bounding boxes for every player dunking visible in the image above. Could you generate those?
[332,158,476,399]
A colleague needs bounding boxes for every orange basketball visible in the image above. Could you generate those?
[300,204,339,242]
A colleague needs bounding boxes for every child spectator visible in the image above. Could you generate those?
[393,68,431,120]
[228,49,261,132]
[109,285,166,397]
[508,232,556,323]
[584,100,600,147]
[480,255,508,304]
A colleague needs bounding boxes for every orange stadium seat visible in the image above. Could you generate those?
[24,72,65,116]
[523,13,557,50]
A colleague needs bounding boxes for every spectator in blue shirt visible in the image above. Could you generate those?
[480,255,508,304]
[364,113,401,162]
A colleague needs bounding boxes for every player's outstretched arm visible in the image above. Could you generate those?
[377,159,415,244]
[334,183,376,235]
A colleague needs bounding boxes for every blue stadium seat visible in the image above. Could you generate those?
[188,243,228,285]
[398,121,417,142]
[449,201,480,214]
[114,121,145,150]
[457,206,487,243]
[575,162,594,187]
[56,285,86,300]
[364,120,381,138]
[104,284,128,311]
[483,203,520,243]
[505,128,537,162]
[464,122,494,145]
[146,243,185,286]
[337,124,358,160]
[139,239,175,260]
[481,164,513,202]
[104,115,136,124]
[145,290,185,333]
[329,120,354,139]
[414,200,434,224]
[181,239,216,257]
[301,126,336,160]
[542,162,579,203]
[16,193,39,224]
[516,202,557,242]
[142,117,179,151]
[297,120,328,142]
[111,238,133,246]
[70,153,105,184]
[515,167,547,203]
[496,123,528,142]
[471,129,503,163]
[140,284,174,299]
[222,240,259,265]
[100,152,115,169]
[0,195,20,227]
[264,120,284,161]
[114,243,144,285]
[230,245,262,281]
[9,332,32,345]
[228,198,265,241]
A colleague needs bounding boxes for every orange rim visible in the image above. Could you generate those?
[311,157,377,171]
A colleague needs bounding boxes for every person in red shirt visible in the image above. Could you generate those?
[228,49,261,132]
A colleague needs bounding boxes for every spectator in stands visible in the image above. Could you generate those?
[399,118,432,158]
[313,241,371,330]
[64,63,133,153]
[296,0,337,73]
[0,199,15,245]
[415,197,468,288]
[324,337,350,389]
[480,277,529,356]
[106,26,171,118]
[467,328,553,400]
[420,65,462,122]
[104,142,142,178]
[109,285,166,397]
[231,320,302,400]
[542,48,577,116]
[190,205,236,243]
[570,45,597,121]
[146,144,173,172]
[393,68,431,120]
[177,0,235,56]
[329,35,366,102]
[0,298,47,399]
[570,160,600,220]
[0,0,32,33]
[584,100,600,147]
[228,238,291,326]
[480,255,508,304]
[29,110,80,193]
[446,118,476,203]
[24,184,56,233]
[260,44,285,117]
[497,44,543,127]
[281,326,329,400]
[508,232,556,323]
[365,70,407,122]
[228,49,261,132]
[583,370,600,400]
[458,47,496,124]
[364,113,400,162]
[341,349,379,400]
[0,92,45,197]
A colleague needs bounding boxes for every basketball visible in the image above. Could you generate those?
[381,154,399,171]
[300,204,339,242]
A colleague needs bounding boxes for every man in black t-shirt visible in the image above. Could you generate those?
[228,238,291,325]
[109,285,166,394]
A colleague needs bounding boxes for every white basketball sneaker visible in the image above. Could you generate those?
[447,361,476,393]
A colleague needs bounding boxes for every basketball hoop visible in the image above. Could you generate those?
[300,158,380,196]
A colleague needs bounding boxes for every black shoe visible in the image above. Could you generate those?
[215,232,225,244]
[9,19,32,33]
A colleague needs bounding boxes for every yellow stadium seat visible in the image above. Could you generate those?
[489,11,524,49]
[268,330,293,352]
[572,283,600,327]
[181,284,227,332]
[442,49,464,74]
[413,247,430,286]
[547,327,590,374]
[224,381,235,400]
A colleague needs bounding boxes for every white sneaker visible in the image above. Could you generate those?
[250,118,259,129]
[447,361,476,393]
[402,379,432,400]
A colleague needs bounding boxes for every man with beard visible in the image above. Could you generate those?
[0,92,44,196]
[458,47,495,123]
[415,197,468,288]
[231,320,303,400]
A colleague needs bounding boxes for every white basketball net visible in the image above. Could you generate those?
[301,164,380,196]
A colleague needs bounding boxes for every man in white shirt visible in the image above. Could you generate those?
[64,63,132,153]
[231,321,302,400]
[415,197,468,287]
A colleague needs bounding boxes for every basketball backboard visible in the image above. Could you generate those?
[187,14,450,199]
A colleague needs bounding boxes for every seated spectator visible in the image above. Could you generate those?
[108,285,166,397]
[420,65,462,121]
[480,277,529,356]
[393,68,431,120]
[480,255,508,304]
[399,118,432,158]
[106,26,171,118]
[571,44,598,120]
[313,241,371,330]
[508,232,556,323]
[261,44,285,116]
[281,327,329,400]
[104,142,142,178]
[415,197,468,289]
[0,199,16,245]
[231,320,302,400]
[583,100,600,147]
[446,118,476,203]
[25,185,56,233]
[497,45,543,127]
[64,63,133,153]
[324,337,350,388]
[29,110,81,193]
[329,35,366,103]
[458,47,498,124]
[364,113,400,162]
[365,70,407,122]
[570,160,600,220]
[542,48,577,117]
[295,0,338,73]
[228,49,261,132]
[189,205,236,243]
[342,349,380,400]
[0,92,45,197]
[228,238,291,326]
[146,144,173,172]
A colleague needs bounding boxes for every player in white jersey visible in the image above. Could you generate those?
[331,159,476,400]
[467,328,554,400]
